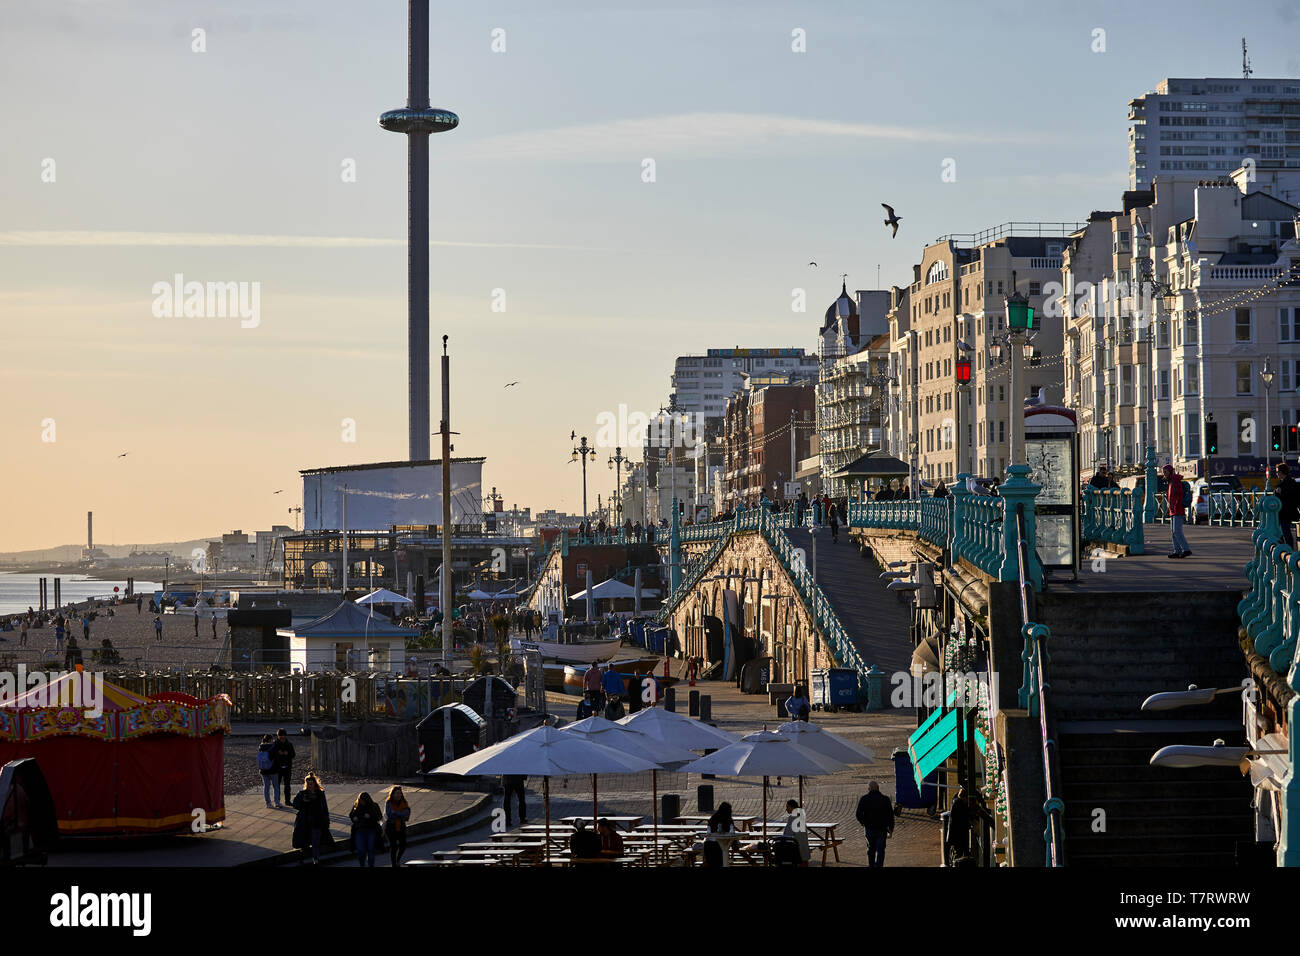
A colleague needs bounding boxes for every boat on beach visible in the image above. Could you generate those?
[509,630,622,665]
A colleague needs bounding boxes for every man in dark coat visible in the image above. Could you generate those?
[854,781,895,867]
[946,786,972,864]
[501,774,528,827]
[271,728,296,808]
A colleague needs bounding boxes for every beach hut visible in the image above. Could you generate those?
[279,601,419,673]
[0,671,230,836]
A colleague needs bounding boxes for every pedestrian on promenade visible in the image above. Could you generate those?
[855,781,894,866]
[81,614,90,641]
[257,734,278,807]
[19,619,27,647]
[828,502,840,543]
[349,792,384,867]
[271,728,296,807]
[384,785,411,867]
[583,663,605,713]
[193,611,199,637]
[779,799,811,866]
[54,620,65,653]
[933,480,948,498]
[1163,464,1192,558]
[576,692,598,720]
[945,786,972,865]
[501,774,527,827]
[784,688,810,722]
[290,773,331,865]
[1277,463,1300,549]
[211,613,218,640]
[136,595,143,614]
[603,693,625,721]
[153,616,163,642]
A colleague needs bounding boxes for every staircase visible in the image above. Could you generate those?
[1036,590,1255,866]
[785,528,912,676]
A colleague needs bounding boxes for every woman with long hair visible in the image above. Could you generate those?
[291,773,330,865]
[349,792,384,867]
[384,785,411,867]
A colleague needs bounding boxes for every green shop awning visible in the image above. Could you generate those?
[907,692,987,786]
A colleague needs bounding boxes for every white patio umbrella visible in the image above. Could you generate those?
[563,715,699,849]
[616,705,742,751]
[679,730,846,832]
[777,721,875,804]
[354,588,414,606]
[435,725,657,864]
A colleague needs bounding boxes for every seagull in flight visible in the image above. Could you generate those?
[882,203,902,238]
[117,452,129,458]
[505,381,519,388]
[808,261,818,267]
[272,489,284,494]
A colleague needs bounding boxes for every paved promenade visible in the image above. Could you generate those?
[1059,523,1254,592]
[46,784,488,867]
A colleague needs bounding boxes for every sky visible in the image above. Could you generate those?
[3,0,1299,551]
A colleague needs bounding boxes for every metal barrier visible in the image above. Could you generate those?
[1081,487,1145,554]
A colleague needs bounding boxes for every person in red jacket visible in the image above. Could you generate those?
[1163,464,1192,558]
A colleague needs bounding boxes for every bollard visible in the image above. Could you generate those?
[700,746,716,781]
[865,664,885,711]
[699,695,712,723]
[664,687,676,712]
[697,784,714,812]
[689,689,700,717]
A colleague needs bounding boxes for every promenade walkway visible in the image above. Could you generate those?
[1056,523,1253,593]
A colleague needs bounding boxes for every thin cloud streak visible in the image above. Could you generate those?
[0,231,586,251]
[459,111,1036,161]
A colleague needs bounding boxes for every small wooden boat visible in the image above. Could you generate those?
[541,664,568,692]
[509,632,622,665]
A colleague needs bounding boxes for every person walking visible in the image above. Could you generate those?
[349,792,384,866]
[211,613,218,640]
[136,594,143,614]
[784,687,810,722]
[384,785,411,867]
[54,620,65,654]
[1277,463,1300,549]
[81,614,90,642]
[855,780,895,867]
[945,786,972,865]
[192,611,199,637]
[1163,464,1192,558]
[501,774,527,828]
[271,728,296,807]
[19,619,27,647]
[257,734,278,807]
[291,773,331,865]
[583,663,605,714]
[828,502,840,543]
[153,616,163,642]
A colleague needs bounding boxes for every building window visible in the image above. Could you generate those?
[1236,308,1253,343]
[1029,281,1041,296]
[1187,412,1200,457]
[1281,307,1300,342]
[1185,364,1198,396]
[998,420,1005,443]
[1237,361,1254,395]
[1158,369,1169,400]
[1184,315,1197,346]
[998,385,1005,402]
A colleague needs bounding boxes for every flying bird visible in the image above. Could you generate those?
[505,381,519,388]
[272,490,283,494]
[882,203,902,238]
[808,261,818,267]
[117,452,129,458]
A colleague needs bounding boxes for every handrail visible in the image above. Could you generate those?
[1015,503,1065,867]
[1080,487,1144,554]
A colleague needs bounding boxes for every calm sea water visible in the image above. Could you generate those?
[0,572,161,616]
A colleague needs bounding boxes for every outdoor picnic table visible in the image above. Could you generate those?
[751,820,844,864]
[428,847,528,866]
[674,813,758,830]
[558,815,644,830]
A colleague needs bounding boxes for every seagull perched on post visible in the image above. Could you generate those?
[882,203,902,238]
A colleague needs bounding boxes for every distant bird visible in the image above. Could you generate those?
[505,381,519,388]
[808,261,818,267]
[118,452,129,458]
[272,490,283,494]
[882,203,902,238]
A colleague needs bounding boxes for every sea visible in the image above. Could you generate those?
[0,572,162,616]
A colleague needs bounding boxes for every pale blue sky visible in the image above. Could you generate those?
[2,0,1298,550]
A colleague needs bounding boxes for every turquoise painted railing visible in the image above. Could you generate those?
[849,469,1042,588]
[1080,487,1145,554]
[657,506,868,685]
[1154,489,1268,527]
[1236,496,1300,866]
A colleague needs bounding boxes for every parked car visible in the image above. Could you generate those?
[1191,479,1245,525]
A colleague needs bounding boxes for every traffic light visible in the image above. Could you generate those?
[1290,425,1299,453]
[1273,425,1284,453]
[1206,421,1219,456]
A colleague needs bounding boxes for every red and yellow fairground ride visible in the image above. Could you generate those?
[0,668,230,835]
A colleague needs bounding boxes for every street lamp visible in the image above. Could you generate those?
[1262,358,1276,487]
[1004,275,1035,469]
[608,445,627,527]
[570,431,597,525]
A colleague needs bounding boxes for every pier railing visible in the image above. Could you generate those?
[849,469,1042,589]
[1153,489,1267,527]
[1080,487,1145,554]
